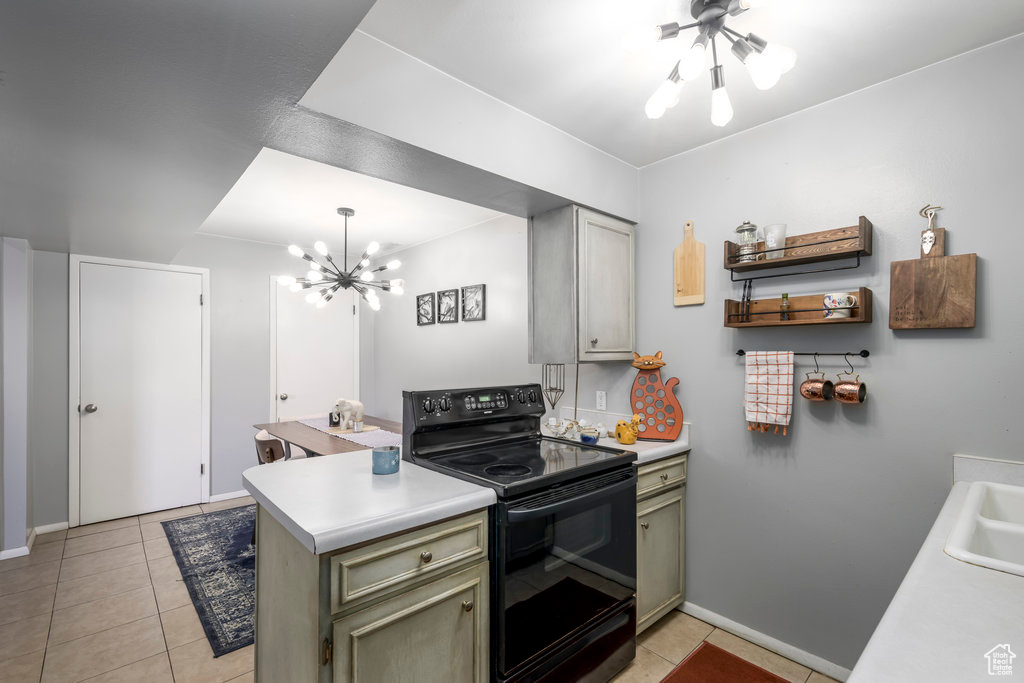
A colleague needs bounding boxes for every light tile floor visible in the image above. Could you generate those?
[612,610,841,683]
[0,496,256,683]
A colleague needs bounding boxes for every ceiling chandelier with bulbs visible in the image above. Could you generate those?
[277,207,404,311]
[644,0,796,127]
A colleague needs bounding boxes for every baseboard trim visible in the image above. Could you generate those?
[681,601,852,682]
[35,522,70,535]
[209,489,249,503]
[0,545,30,560]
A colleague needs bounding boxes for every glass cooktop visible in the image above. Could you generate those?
[423,437,635,496]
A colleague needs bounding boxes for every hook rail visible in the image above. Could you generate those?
[735,349,870,358]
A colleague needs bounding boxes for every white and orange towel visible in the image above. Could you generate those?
[743,351,794,435]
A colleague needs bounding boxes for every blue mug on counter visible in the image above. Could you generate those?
[372,446,400,475]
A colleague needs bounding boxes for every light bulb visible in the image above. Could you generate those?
[277,275,296,286]
[360,258,370,268]
[313,241,328,256]
[315,298,328,309]
[366,241,380,256]
[745,52,781,90]
[305,291,320,304]
[288,245,304,258]
[645,78,682,120]
[711,87,734,127]
[369,298,381,312]
[386,259,401,270]
[623,25,661,54]
[679,44,706,81]
[644,96,667,120]
[389,279,404,295]
[289,282,302,293]
[762,43,796,74]
[360,271,374,282]
[307,270,323,283]
[309,261,321,271]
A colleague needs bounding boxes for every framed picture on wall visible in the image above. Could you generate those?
[437,289,458,323]
[461,284,486,322]
[416,293,435,326]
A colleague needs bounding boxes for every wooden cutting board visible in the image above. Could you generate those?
[674,220,705,306]
[890,228,977,329]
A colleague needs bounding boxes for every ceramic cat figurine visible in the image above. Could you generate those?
[630,351,683,441]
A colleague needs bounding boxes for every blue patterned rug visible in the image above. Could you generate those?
[162,505,255,657]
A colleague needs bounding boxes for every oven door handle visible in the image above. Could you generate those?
[505,475,636,523]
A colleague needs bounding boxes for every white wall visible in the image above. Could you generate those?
[594,35,1023,670]
[368,214,539,420]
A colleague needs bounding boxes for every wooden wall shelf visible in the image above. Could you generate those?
[724,217,873,273]
[724,287,873,328]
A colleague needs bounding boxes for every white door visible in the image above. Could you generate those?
[78,263,204,524]
[273,285,357,420]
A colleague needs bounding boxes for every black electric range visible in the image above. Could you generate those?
[403,384,638,683]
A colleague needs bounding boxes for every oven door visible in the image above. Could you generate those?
[495,467,637,681]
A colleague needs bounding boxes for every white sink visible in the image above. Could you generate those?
[946,481,1024,577]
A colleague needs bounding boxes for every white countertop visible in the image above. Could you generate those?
[596,436,690,465]
[849,481,1024,682]
[243,450,496,555]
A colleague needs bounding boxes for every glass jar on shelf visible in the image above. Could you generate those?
[735,221,760,263]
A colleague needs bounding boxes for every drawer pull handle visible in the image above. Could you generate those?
[420,551,433,563]
[462,600,474,612]
[640,522,649,530]
[660,473,669,481]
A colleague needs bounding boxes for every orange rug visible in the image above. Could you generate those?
[662,643,789,682]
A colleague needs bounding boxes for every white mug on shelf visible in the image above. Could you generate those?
[823,292,858,319]
[764,224,787,260]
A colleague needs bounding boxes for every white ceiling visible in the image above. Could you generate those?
[330,0,1024,167]
[199,149,505,256]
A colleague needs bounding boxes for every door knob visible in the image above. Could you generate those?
[83,404,98,413]
[279,393,288,400]
[590,338,598,345]
[462,600,474,613]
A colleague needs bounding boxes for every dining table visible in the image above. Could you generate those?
[253,414,403,458]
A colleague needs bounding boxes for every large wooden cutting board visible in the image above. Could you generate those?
[674,220,705,306]
[890,228,977,329]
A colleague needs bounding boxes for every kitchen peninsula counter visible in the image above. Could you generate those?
[243,449,496,554]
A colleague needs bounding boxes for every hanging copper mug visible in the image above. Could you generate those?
[835,373,867,404]
[799,372,834,401]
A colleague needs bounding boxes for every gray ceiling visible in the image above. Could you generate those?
[0,0,376,261]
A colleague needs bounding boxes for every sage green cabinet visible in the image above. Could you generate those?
[635,453,687,634]
[254,507,490,683]
[529,205,635,363]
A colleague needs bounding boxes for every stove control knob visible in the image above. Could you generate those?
[528,390,538,403]
[439,397,451,412]
[516,390,526,404]
[422,398,435,413]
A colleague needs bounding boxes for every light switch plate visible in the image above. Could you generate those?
[595,390,607,411]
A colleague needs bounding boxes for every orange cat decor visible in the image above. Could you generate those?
[629,351,683,441]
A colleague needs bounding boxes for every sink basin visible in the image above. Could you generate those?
[946,481,1024,577]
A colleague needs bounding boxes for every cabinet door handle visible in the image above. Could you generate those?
[590,338,599,345]
[462,600,474,613]
[640,522,649,530]
[420,551,433,563]
[660,473,669,481]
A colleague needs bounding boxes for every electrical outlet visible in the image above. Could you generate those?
[596,390,607,411]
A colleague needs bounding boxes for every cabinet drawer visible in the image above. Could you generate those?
[636,454,686,499]
[330,510,488,614]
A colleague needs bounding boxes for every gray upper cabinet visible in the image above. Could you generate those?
[529,206,635,363]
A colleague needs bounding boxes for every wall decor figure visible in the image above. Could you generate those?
[437,289,458,323]
[416,293,435,326]
[461,284,486,322]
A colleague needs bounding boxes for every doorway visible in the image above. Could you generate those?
[69,256,211,526]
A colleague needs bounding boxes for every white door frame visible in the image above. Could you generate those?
[268,276,360,422]
[68,255,212,527]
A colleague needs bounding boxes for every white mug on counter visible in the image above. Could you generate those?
[823,292,858,318]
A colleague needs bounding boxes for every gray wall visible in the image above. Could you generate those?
[30,251,69,527]
[588,35,1021,669]
[368,215,539,421]
[172,234,377,495]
